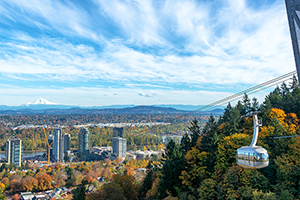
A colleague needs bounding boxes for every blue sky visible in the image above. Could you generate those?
[0,0,296,106]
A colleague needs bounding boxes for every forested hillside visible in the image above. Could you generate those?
[89,77,300,200]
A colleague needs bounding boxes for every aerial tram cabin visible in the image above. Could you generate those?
[236,113,269,169]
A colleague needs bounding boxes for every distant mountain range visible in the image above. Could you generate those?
[0,98,225,115]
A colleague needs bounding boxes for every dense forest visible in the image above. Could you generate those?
[88,77,300,200]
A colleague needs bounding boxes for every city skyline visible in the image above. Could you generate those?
[0,0,295,106]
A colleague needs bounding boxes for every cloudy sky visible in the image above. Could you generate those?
[0,0,296,107]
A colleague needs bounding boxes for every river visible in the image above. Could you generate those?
[161,135,183,143]
[0,151,46,158]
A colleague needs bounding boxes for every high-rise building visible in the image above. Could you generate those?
[113,127,124,138]
[78,127,90,159]
[112,137,127,158]
[63,133,71,154]
[112,137,122,157]
[6,138,23,167]
[53,129,63,162]
[122,138,126,158]
[112,127,126,158]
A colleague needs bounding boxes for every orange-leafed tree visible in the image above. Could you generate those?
[21,176,38,191]
[36,173,52,190]
[86,171,97,184]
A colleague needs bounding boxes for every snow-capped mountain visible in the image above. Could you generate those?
[26,98,58,106]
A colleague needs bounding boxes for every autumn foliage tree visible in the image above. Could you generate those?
[36,173,52,190]
[21,176,38,191]
[53,170,67,188]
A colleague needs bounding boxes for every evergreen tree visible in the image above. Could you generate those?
[221,103,233,123]
[280,82,289,96]
[188,118,201,147]
[180,133,192,154]
[139,163,154,200]
[222,107,242,136]
[72,179,87,200]
[158,147,186,199]
[251,97,259,112]
[200,115,218,171]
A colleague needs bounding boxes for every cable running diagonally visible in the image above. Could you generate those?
[199,76,294,112]
[195,71,297,112]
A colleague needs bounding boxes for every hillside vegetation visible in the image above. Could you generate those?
[89,77,300,200]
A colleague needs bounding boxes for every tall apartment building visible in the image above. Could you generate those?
[112,137,126,158]
[78,127,90,159]
[122,138,126,158]
[113,127,124,138]
[53,129,63,162]
[6,138,23,167]
[112,127,126,158]
[63,133,71,154]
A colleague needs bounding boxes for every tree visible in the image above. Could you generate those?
[180,133,192,154]
[71,170,84,186]
[1,178,9,189]
[86,171,97,184]
[0,194,6,200]
[72,180,87,200]
[251,97,259,112]
[180,147,211,189]
[197,178,218,200]
[21,176,38,191]
[188,118,201,147]
[53,170,67,187]
[87,188,107,200]
[113,174,139,200]
[146,176,160,200]
[158,147,186,199]
[252,190,277,200]
[139,168,154,200]
[36,173,52,190]
[10,179,21,192]
[0,183,5,194]
[99,182,125,200]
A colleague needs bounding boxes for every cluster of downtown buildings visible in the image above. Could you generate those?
[5,127,127,167]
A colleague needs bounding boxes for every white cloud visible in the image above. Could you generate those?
[0,0,296,106]
[138,93,154,98]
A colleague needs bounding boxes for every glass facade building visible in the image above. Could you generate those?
[63,133,71,154]
[53,129,63,162]
[6,138,23,167]
[78,127,90,159]
[113,127,124,138]
[112,127,127,158]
